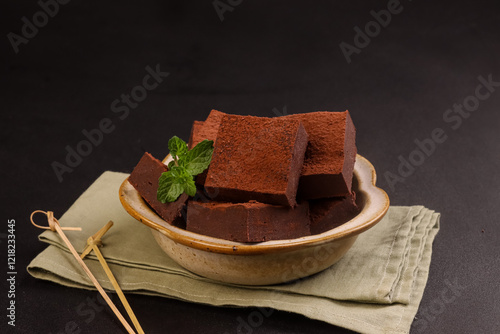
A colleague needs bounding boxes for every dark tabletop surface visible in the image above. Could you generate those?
[2,0,500,333]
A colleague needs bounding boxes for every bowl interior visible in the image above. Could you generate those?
[119,154,389,255]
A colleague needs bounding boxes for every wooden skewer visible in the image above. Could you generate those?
[80,220,114,259]
[81,222,145,334]
[30,211,136,334]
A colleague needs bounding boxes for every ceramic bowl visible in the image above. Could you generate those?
[119,154,389,285]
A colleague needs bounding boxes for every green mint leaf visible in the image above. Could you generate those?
[157,136,214,202]
[157,171,185,203]
[170,166,192,181]
[184,139,214,175]
[184,178,197,197]
[168,136,188,161]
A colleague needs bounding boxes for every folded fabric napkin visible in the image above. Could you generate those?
[28,172,440,334]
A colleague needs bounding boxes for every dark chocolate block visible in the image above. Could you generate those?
[128,152,188,226]
[188,120,205,149]
[192,110,356,199]
[204,114,308,207]
[188,110,227,186]
[309,192,360,235]
[188,109,225,148]
[188,120,209,186]
[284,111,357,199]
[186,200,311,242]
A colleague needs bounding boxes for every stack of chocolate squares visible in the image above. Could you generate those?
[128,110,360,243]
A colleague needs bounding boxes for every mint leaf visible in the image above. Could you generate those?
[168,136,188,162]
[157,171,185,203]
[157,136,214,202]
[184,139,214,175]
[184,178,197,197]
[169,166,192,182]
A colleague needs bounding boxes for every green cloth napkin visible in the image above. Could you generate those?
[28,172,440,334]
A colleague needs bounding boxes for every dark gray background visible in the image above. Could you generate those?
[2,0,499,333]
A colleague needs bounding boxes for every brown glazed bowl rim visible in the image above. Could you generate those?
[119,154,390,255]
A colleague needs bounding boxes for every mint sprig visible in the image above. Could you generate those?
[168,136,188,164]
[185,139,215,175]
[157,137,214,203]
